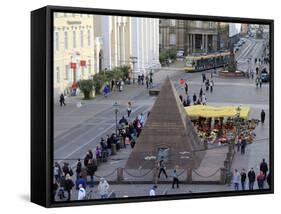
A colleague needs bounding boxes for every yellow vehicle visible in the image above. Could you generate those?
[184,52,231,72]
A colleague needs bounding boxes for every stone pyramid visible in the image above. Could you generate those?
[125,77,205,169]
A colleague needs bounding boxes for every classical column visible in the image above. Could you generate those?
[202,34,205,52]
[205,34,208,52]
[121,23,124,65]
[193,34,196,53]
[186,33,190,55]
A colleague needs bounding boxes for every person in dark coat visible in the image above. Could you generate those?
[248,168,256,190]
[83,152,91,167]
[261,109,265,124]
[241,138,247,155]
[240,168,247,190]
[64,174,74,201]
[184,83,188,95]
[199,88,203,99]
[179,94,183,103]
[193,93,197,104]
[59,93,66,106]
[106,135,112,156]
[75,159,82,180]
[260,159,269,178]
[87,159,97,188]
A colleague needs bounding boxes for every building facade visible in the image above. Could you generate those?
[159,20,219,55]
[53,13,98,96]
[217,22,230,51]
[100,16,131,70]
[130,17,161,78]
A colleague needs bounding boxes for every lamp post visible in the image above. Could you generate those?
[113,101,119,135]
[130,56,137,84]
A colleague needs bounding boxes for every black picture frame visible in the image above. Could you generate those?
[31,5,274,208]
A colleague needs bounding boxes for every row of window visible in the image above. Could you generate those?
[55,64,92,84]
[55,30,92,51]
[54,13,92,18]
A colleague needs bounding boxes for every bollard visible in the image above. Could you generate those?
[220,168,227,184]
[152,167,158,184]
[186,168,192,183]
[111,144,117,155]
[117,168,124,183]
[204,139,208,150]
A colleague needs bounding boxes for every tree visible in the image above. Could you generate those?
[159,51,168,64]
[77,79,94,99]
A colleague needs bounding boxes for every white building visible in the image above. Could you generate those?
[100,16,161,79]
[53,13,101,97]
[101,16,131,70]
[130,17,161,78]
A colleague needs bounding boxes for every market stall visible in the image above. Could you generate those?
[185,105,258,144]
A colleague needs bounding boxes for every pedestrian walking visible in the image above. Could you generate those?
[158,156,168,179]
[145,76,149,89]
[232,169,240,191]
[75,159,82,180]
[260,109,265,124]
[59,93,66,106]
[260,159,268,178]
[141,73,144,85]
[77,184,86,200]
[106,135,112,156]
[248,168,256,190]
[64,174,74,201]
[149,75,153,88]
[110,79,115,91]
[199,87,203,99]
[236,138,241,152]
[257,171,265,189]
[127,102,132,117]
[202,73,206,83]
[193,93,197,104]
[103,85,109,97]
[210,80,214,93]
[240,168,247,190]
[184,82,188,95]
[202,93,207,105]
[171,169,179,188]
[259,78,262,88]
[205,79,209,91]
[241,138,247,155]
[98,177,110,199]
[255,77,259,88]
[179,94,183,103]
[149,185,157,196]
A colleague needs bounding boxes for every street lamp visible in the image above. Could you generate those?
[113,101,119,135]
[130,56,138,84]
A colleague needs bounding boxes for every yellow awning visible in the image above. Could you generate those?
[185,105,250,119]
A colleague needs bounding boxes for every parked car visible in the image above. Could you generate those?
[260,69,269,82]
[176,50,184,58]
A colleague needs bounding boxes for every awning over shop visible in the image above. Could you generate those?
[185,105,250,119]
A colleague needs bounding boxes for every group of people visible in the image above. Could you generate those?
[232,159,270,191]
[178,72,215,107]
[53,157,111,201]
